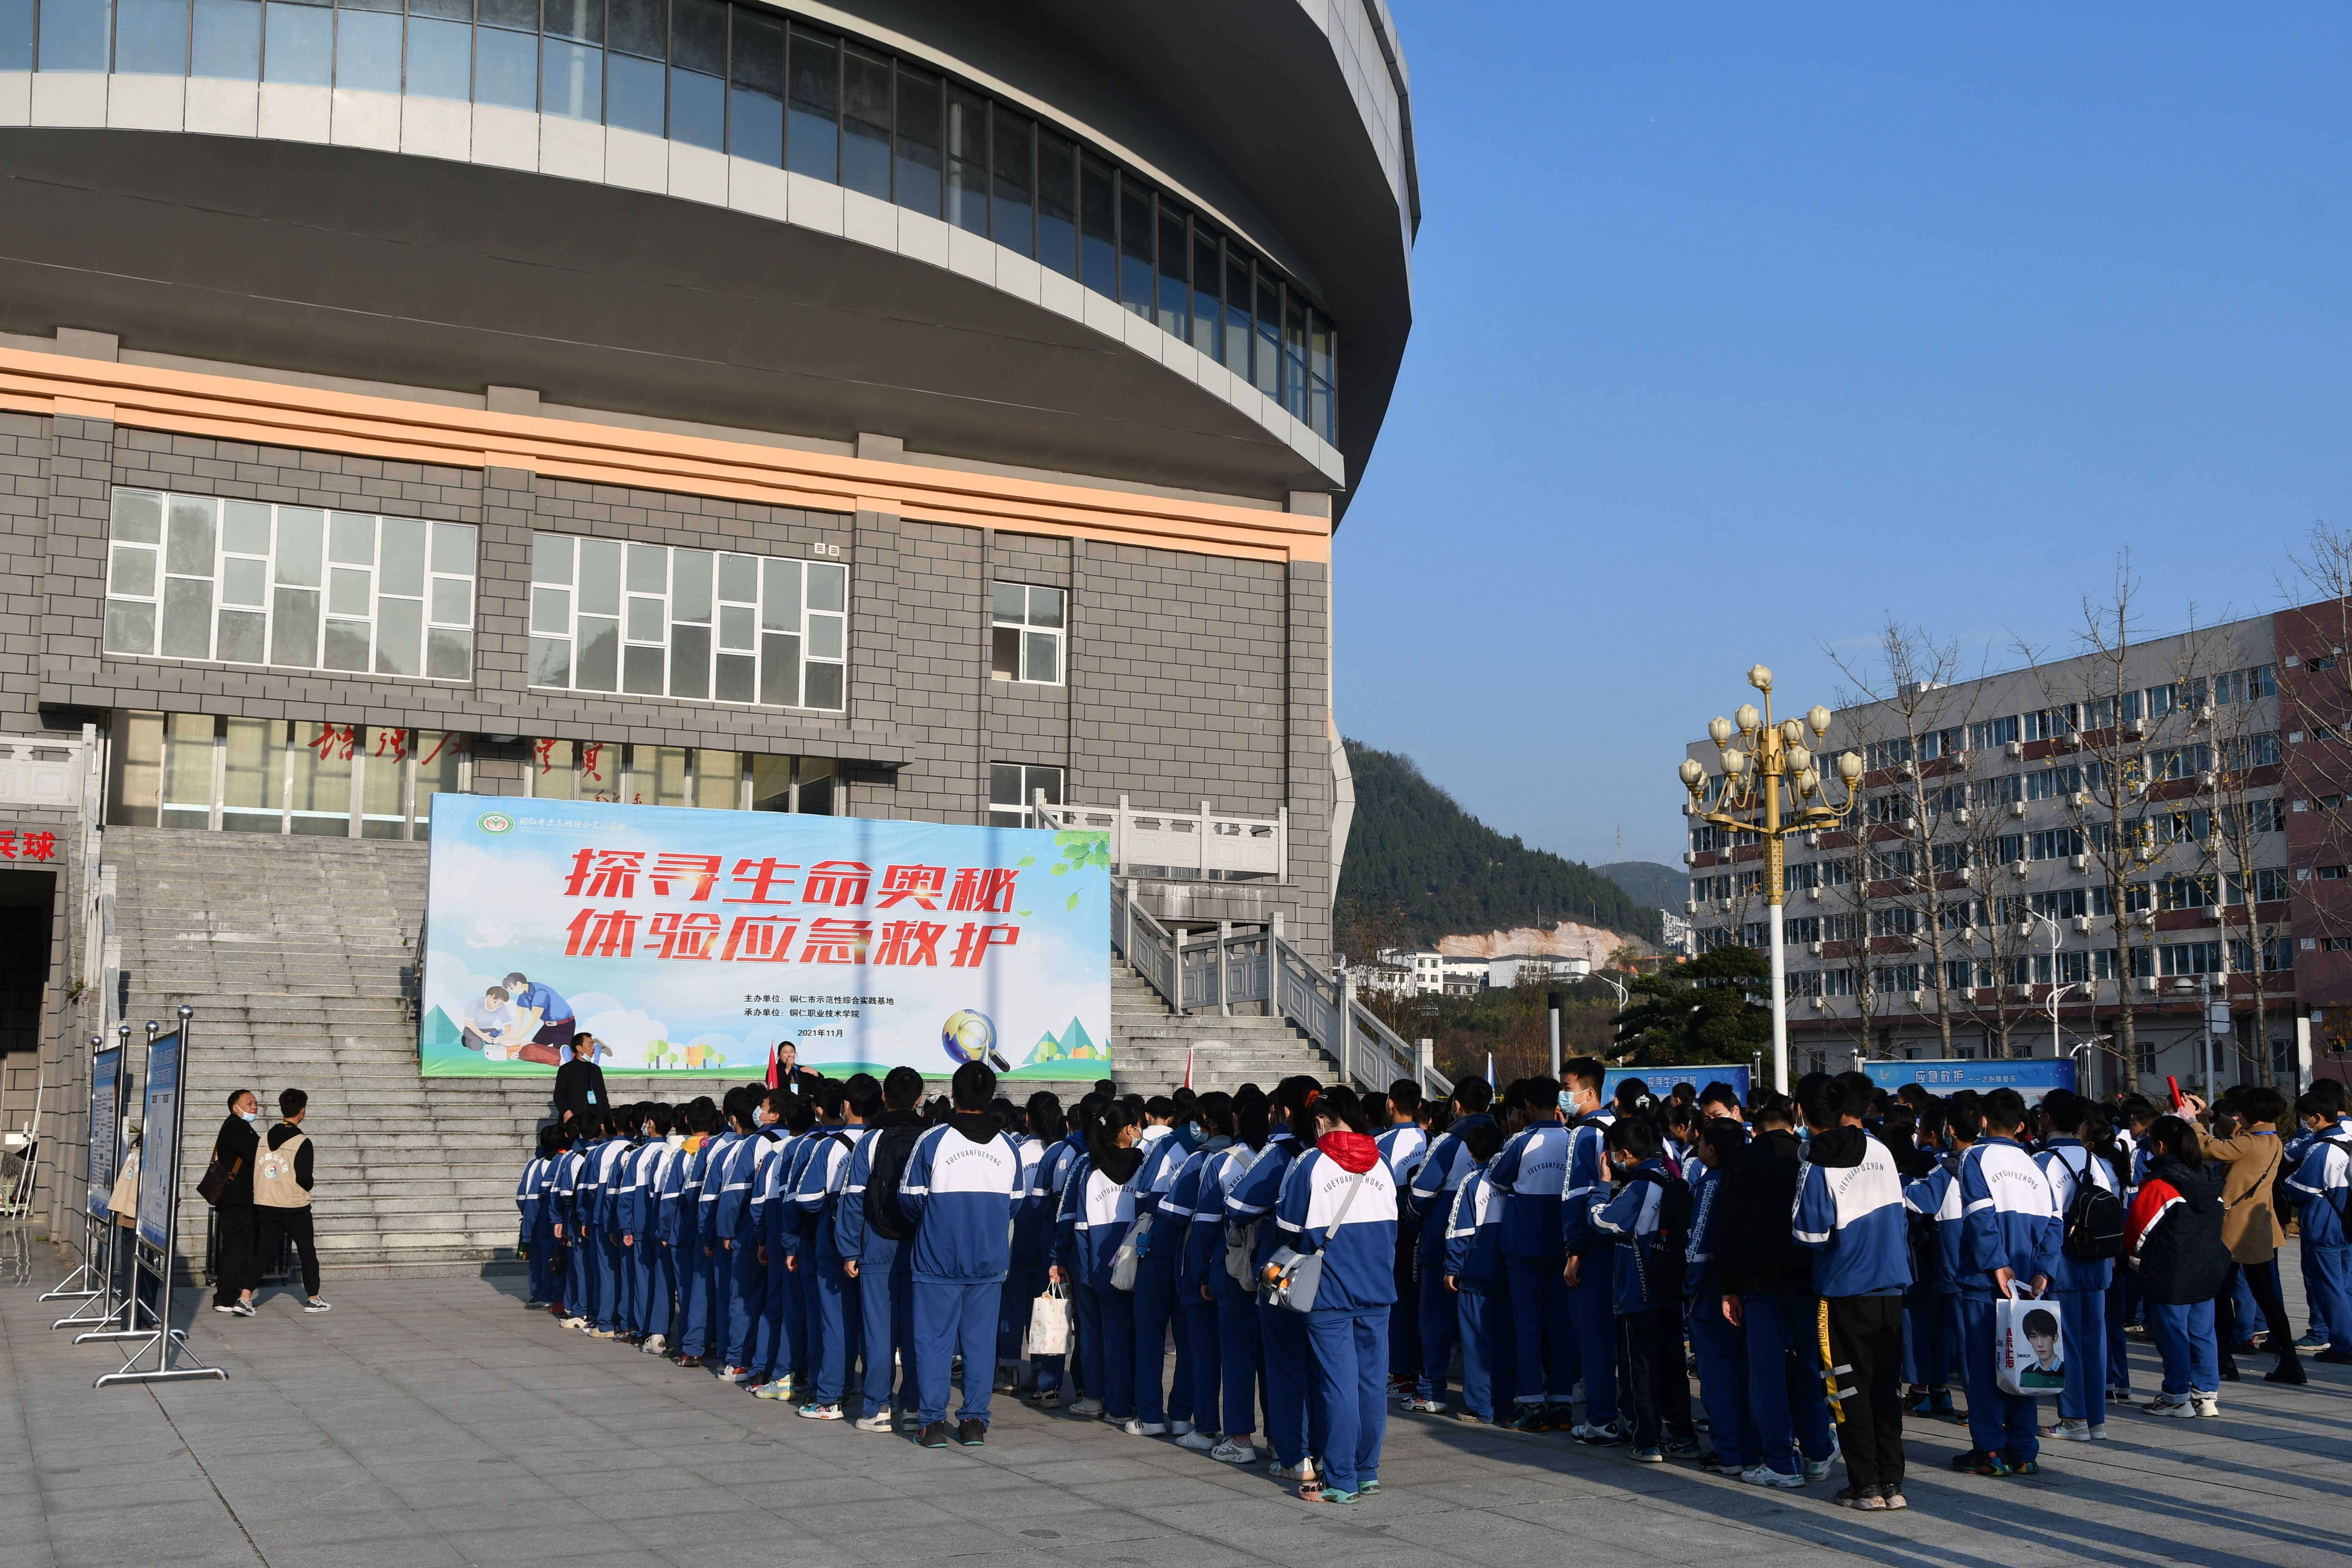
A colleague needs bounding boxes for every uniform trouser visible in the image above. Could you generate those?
[753,1248,794,1379]
[1415,1263,1457,1402]
[999,1259,1043,1370]
[703,1247,732,1357]
[677,1243,710,1354]
[570,1236,598,1323]
[1505,1256,1577,1405]
[2306,1243,2352,1352]
[1182,1297,1222,1433]
[1456,1288,1512,1421]
[2307,1243,2338,1342]
[1901,1291,1957,1388]
[1215,1292,1262,1440]
[1075,1280,1136,1419]
[1823,1295,1905,1492]
[2147,1298,2219,1397]
[642,1245,673,1342]
[2218,1259,2300,1372]
[527,1218,556,1301]
[858,1245,914,1416]
[1567,1264,1620,1423]
[1688,1290,1754,1466]
[2050,1286,2108,1422]
[1389,1241,1422,1380]
[1620,1304,1695,1451]
[1306,1309,1388,1494]
[1957,1295,2040,1462]
[1743,1293,1834,1476]
[912,1278,1003,1426]
[594,1233,624,1332]
[800,1250,827,1383]
[810,1258,863,1405]
[1132,1253,1187,1425]
[1261,1300,1320,1464]
[2104,1279,2132,1392]
[726,1239,767,1367]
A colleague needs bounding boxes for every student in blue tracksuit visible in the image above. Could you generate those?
[1272,1084,1397,1505]
[1443,1118,1512,1424]
[1486,1077,1572,1431]
[757,1102,828,1397]
[1586,1117,1696,1464]
[797,1077,877,1417]
[662,1100,716,1361]
[900,1062,1027,1448]
[1409,1079,1496,1414]
[838,1067,927,1429]
[612,1106,656,1340]
[555,1116,601,1329]
[1376,1080,1429,1396]
[749,1096,810,1392]
[589,1111,634,1338]
[2032,1089,2118,1440]
[1900,1101,1974,1418]
[1130,1098,1193,1435]
[1723,1092,1835,1489]
[1029,1104,1090,1407]
[1055,1098,1144,1425]
[1227,1076,1317,1483]
[678,1100,730,1363]
[517,1130,557,1308]
[1684,1119,1752,1474]
[634,1107,680,1355]
[1203,1090,1274,1464]
[1953,1087,2061,1477]
[1167,1092,1235,1451]
[2286,1094,2352,1367]
[1792,1076,1913,1508]
[999,1093,1057,1393]
[710,1089,773,1378]
[1557,1059,1622,1440]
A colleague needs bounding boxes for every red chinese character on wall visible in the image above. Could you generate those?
[308,723,357,761]
[949,923,1019,968]
[373,728,409,762]
[804,860,873,907]
[564,908,640,958]
[21,831,54,862]
[874,920,946,966]
[0,831,16,860]
[532,738,560,775]
[564,849,644,899]
[721,915,800,961]
[947,868,1018,913]
[800,918,874,964]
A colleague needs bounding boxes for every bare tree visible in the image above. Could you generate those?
[2195,652,2291,1086]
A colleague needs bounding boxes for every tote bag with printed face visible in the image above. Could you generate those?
[1995,1291,2066,1397]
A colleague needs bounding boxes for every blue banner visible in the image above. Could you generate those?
[87,1045,122,1221]
[420,796,1111,1081]
[1863,1057,2077,1103]
[1605,1064,1751,1106]
[137,1032,181,1251]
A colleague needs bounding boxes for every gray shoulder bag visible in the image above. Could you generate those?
[1263,1169,1370,1314]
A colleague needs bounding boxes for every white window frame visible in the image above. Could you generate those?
[991,580,1066,685]
[988,762,1064,828]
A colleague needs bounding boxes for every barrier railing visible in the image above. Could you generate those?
[1040,794,1286,882]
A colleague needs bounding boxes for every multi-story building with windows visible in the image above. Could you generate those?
[0,0,1419,1255]
[1683,603,2352,1094]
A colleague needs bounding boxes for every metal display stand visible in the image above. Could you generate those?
[97,1009,228,1387]
[51,1033,135,1336]
[40,1033,120,1315]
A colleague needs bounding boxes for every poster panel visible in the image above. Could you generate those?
[136,1031,181,1251]
[1863,1056,2077,1104]
[1603,1064,1751,1106]
[87,1045,122,1220]
[419,796,1112,1081]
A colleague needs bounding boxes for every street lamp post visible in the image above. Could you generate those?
[1680,665,1865,1093]
[2021,910,2076,1060]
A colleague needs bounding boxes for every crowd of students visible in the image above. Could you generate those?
[512,1052,2352,1509]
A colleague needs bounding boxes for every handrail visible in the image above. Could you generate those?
[1041,793,1286,882]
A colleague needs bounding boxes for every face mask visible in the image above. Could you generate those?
[241,1111,261,1124]
[1557,1091,1579,1116]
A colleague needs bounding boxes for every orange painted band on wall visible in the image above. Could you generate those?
[0,347,1332,566]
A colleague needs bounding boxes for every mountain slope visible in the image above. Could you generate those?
[1598,861,1685,911]
[1333,742,1664,953]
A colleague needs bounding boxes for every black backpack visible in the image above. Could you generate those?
[2058,1151,2127,1262]
[863,1122,928,1242]
[1627,1167,1693,1300]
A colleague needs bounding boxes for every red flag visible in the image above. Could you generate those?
[1184,1046,1194,1091]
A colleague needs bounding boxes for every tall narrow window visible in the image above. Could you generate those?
[841,44,891,198]
[1038,128,1078,279]
[1119,175,1155,318]
[402,0,468,100]
[667,0,725,151]
[991,105,1034,257]
[542,0,604,122]
[728,7,784,165]
[605,0,666,136]
[1190,226,1222,361]
[263,0,332,85]
[1155,199,1188,337]
[1078,153,1117,299]
[332,0,400,94]
[892,61,941,216]
[1253,266,1282,400]
[1223,248,1254,380]
[786,22,839,180]
[943,84,989,236]
[115,0,189,74]
[472,0,537,110]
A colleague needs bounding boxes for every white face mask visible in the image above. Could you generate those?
[241,1111,261,1124]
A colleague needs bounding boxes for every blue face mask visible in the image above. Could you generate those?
[1557,1091,1579,1116]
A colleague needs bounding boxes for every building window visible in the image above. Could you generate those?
[988,762,1063,828]
[120,709,462,837]
[102,489,477,681]
[991,582,1065,684]
[528,535,845,710]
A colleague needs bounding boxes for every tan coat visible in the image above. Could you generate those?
[2197,1130,2286,1263]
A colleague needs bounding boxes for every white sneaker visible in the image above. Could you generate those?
[2042,1419,2092,1441]
[2192,1392,2220,1418]
[852,1411,894,1432]
[1170,1419,1195,1436]
[303,1298,332,1313]
[1742,1465,1805,1489]
[642,1335,667,1356]
[1802,1450,1837,1483]
[2145,1396,2197,1418]
[1070,1397,1106,1418]
[1176,1430,1218,1451]
[1209,1438,1258,1464]
[1122,1418,1169,1436]
[1269,1458,1317,1483]
[561,1316,588,1329]
[2087,1424,2108,1440]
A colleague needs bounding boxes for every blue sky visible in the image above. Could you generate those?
[1335,4,2352,870]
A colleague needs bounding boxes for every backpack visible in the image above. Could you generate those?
[2057,1150,2127,1262]
[863,1121,928,1242]
[1626,1167,1693,1302]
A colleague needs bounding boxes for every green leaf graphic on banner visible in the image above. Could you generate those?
[1067,891,1081,910]
[1018,856,1035,868]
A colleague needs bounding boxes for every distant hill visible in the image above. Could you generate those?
[1598,861,1686,911]
[1334,742,1664,953]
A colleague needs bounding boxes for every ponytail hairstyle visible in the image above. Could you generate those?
[1196,1091,1236,1143]
[1317,1083,1370,1135]
[1026,1090,1066,1145]
[1233,1083,1271,1152]
[1273,1075,1322,1145]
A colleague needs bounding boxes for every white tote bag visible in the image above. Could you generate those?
[1024,1281,1072,1358]
[1993,1285,2065,1397]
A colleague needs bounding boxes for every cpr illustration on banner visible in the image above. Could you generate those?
[417,795,1112,1081]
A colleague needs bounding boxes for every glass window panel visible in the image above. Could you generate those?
[0,0,33,69]
[103,600,156,656]
[787,23,839,182]
[944,84,988,236]
[990,625,1018,681]
[626,595,664,641]
[669,622,710,699]
[1027,585,1064,628]
[749,753,792,811]
[114,0,187,74]
[191,0,261,76]
[374,596,422,675]
[670,63,722,148]
[715,652,754,703]
[111,545,156,599]
[324,618,370,671]
[759,632,798,707]
[671,548,712,621]
[607,47,663,132]
[716,552,758,602]
[361,727,407,837]
[531,738,577,800]
[217,608,266,664]
[636,745,688,807]
[807,561,845,612]
[1191,229,1221,358]
[425,626,472,680]
[111,489,163,544]
[38,0,109,70]
[718,602,753,650]
[475,25,537,112]
[161,577,215,659]
[991,580,1024,623]
[579,538,621,614]
[333,5,399,92]
[289,722,354,835]
[692,749,739,808]
[626,541,667,593]
[608,0,660,58]
[892,62,941,216]
[222,556,265,606]
[342,0,395,14]
[577,615,619,690]
[263,0,332,85]
[1253,267,1281,399]
[411,730,458,830]
[796,757,834,814]
[221,718,286,830]
[275,509,322,585]
[1024,629,1059,685]
[544,0,601,43]
[1284,289,1309,418]
[727,8,784,166]
[544,38,602,120]
[1119,175,1154,317]
[403,13,468,99]
[670,0,721,73]
[760,558,799,629]
[270,586,319,666]
[531,531,574,585]
[430,577,471,626]
[841,46,890,199]
[988,762,1023,808]
[807,612,842,662]
[804,661,843,711]
[161,714,216,824]
[1037,128,1077,278]
[530,635,572,688]
[991,106,1033,256]
[328,566,370,617]
[1078,153,1116,299]
[531,585,570,635]
[166,496,217,576]
[1156,199,1188,336]
[1223,251,1254,378]
[477,0,533,27]
[622,643,664,695]
[223,498,270,555]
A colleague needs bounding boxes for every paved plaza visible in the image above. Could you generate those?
[3,1227,2349,1568]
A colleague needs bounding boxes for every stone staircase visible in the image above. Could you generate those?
[104,827,1339,1280]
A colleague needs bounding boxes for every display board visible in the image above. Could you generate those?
[1863,1056,2078,1103]
[135,1031,181,1251]
[1603,1064,1751,1106]
[86,1045,122,1220]
[419,795,1112,1081]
